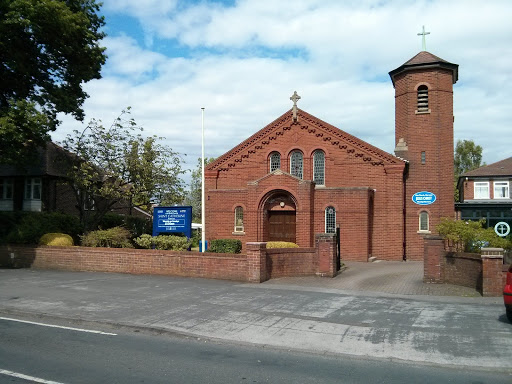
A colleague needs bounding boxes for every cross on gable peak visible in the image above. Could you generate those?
[290,91,301,122]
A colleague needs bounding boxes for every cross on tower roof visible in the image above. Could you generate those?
[417,25,430,51]
[290,91,301,122]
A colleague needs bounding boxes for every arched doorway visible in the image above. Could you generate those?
[262,191,297,243]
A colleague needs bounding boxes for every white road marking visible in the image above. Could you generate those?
[0,316,117,336]
[0,368,66,384]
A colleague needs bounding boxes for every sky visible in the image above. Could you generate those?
[53,0,512,184]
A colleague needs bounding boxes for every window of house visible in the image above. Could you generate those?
[313,150,325,185]
[325,206,336,234]
[290,150,303,179]
[417,85,429,112]
[419,211,429,232]
[25,178,41,200]
[269,152,281,172]
[494,181,509,199]
[474,181,489,199]
[0,179,13,199]
[234,206,244,232]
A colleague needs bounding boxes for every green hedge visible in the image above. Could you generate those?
[134,234,191,251]
[208,239,242,254]
[99,213,152,238]
[266,241,299,249]
[81,227,134,248]
[0,212,82,245]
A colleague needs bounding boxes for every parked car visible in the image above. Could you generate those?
[505,263,512,322]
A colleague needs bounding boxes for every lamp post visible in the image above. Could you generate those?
[201,107,206,252]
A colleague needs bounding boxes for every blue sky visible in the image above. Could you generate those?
[54,0,512,183]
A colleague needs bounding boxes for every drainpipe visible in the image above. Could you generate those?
[402,165,408,261]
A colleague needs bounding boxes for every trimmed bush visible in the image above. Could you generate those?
[437,218,511,252]
[99,213,152,238]
[39,233,74,247]
[81,226,133,248]
[0,212,82,245]
[266,241,299,249]
[208,239,242,254]
[133,234,191,250]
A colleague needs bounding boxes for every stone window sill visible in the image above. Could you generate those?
[417,230,431,234]
[415,109,431,115]
[232,231,246,236]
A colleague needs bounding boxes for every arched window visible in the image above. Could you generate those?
[269,152,281,172]
[325,206,336,233]
[234,206,244,232]
[290,150,303,179]
[313,150,325,185]
[417,85,429,112]
[419,211,429,232]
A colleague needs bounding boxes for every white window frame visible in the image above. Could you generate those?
[325,206,336,234]
[493,181,509,199]
[313,150,325,185]
[419,211,429,232]
[269,152,281,172]
[25,178,41,200]
[234,206,244,233]
[0,178,13,200]
[474,181,489,199]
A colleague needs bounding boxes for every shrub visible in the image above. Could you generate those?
[437,218,512,252]
[99,213,152,238]
[266,241,299,249]
[0,212,82,245]
[39,233,74,247]
[208,239,242,254]
[81,226,133,248]
[133,234,191,250]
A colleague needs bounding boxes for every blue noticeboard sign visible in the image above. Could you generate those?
[153,206,192,238]
[412,191,436,205]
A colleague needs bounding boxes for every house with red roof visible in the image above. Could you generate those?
[204,50,459,261]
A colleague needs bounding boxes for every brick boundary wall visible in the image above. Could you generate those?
[424,238,507,297]
[0,236,338,283]
[0,245,248,282]
[266,247,316,279]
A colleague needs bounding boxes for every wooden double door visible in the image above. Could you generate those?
[268,211,296,243]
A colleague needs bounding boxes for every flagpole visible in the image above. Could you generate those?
[201,107,206,252]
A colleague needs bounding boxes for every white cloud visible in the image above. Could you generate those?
[54,0,512,186]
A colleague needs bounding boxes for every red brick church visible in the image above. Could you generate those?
[204,50,458,261]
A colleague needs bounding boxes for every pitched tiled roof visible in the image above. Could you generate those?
[389,50,458,86]
[462,157,512,177]
[206,108,404,172]
[0,142,70,178]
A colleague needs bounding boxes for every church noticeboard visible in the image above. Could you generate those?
[153,206,192,238]
[412,191,436,205]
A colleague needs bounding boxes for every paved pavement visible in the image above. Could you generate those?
[264,260,483,297]
[0,267,510,371]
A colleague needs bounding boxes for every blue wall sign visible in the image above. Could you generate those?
[153,206,192,238]
[412,191,436,205]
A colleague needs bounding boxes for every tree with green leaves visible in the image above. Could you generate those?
[61,109,185,231]
[184,157,216,221]
[0,0,106,164]
[454,139,484,201]
[454,139,484,177]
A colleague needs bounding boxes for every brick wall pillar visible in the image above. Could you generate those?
[423,235,445,283]
[481,248,504,297]
[315,233,337,277]
[246,242,267,283]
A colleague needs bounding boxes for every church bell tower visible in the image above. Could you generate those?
[389,49,459,260]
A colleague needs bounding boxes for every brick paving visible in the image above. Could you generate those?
[263,260,483,297]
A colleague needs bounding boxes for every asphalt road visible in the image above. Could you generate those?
[0,316,511,384]
[1,269,511,370]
